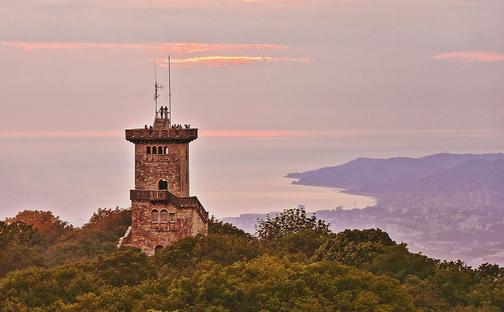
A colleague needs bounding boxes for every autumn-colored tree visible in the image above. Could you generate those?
[6,210,72,243]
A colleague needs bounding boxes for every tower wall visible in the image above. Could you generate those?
[135,143,189,197]
[119,123,208,255]
[129,200,200,255]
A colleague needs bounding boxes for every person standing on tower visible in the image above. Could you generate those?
[160,107,164,119]
[164,106,169,119]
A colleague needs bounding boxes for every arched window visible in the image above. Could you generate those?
[164,146,168,154]
[158,146,163,154]
[160,209,168,222]
[146,146,151,154]
[152,146,157,154]
[151,209,159,222]
[158,179,168,190]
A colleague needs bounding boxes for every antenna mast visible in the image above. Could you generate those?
[168,55,172,126]
[154,58,163,118]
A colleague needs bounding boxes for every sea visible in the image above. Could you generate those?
[0,130,501,225]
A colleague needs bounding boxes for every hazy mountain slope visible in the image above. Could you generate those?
[287,153,504,193]
[228,153,504,266]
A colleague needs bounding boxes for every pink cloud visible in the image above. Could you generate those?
[0,41,287,53]
[2,129,502,140]
[433,51,504,62]
[0,131,123,139]
[158,55,312,67]
[0,130,319,139]
[200,130,319,138]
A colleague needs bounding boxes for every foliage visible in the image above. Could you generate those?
[96,248,154,287]
[0,221,47,276]
[256,207,330,240]
[1,207,504,311]
[0,208,130,275]
[6,210,72,243]
[208,217,253,239]
[315,228,396,266]
[156,233,262,269]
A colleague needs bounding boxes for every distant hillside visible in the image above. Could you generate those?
[228,153,504,266]
[287,153,504,194]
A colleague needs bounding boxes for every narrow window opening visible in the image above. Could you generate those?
[151,209,159,223]
[146,146,151,154]
[158,146,163,154]
[164,146,168,154]
[160,209,168,222]
[152,146,157,154]
[169,213,176,222]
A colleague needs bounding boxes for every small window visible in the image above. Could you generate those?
[158,146,163,154]
[158,179,168,190]
[169,213,176,222]
[160,209,168,222]
[146,146,151,154]
[152,146,157,154]
[151,209,159,222]
[164,146,168,154]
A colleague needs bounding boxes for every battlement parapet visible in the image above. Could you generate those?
[125,128,198,143]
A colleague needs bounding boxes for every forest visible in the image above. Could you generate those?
[1,207,503,312]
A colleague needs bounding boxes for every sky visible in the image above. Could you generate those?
[0,0,503,224]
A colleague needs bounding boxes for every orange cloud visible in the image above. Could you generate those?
[433,51,504,62]
[159,55,312,67]
[0,41,287,53]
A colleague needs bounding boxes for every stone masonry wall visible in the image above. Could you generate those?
[135,143,189,197]
[192,209,208,236]
[129,200,205,255]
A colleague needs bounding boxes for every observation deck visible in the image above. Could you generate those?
[125,127,198,144]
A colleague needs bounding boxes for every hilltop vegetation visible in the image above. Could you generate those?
[1,207,504,311]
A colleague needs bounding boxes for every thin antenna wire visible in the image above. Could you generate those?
[154,58,158,117]
[168,55,172,126]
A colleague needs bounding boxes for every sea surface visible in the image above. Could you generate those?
[0,130,501,224]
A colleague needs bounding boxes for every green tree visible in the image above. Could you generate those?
[208,217,253,239]
[256,207,329,240]
[96,248,155,287]
[0,221,47,276]
[315,228,396,266]
[45,207,131,265]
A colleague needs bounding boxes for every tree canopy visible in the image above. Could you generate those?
[1,207,503,311]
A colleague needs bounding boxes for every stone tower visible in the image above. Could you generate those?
[118,112,209,255]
